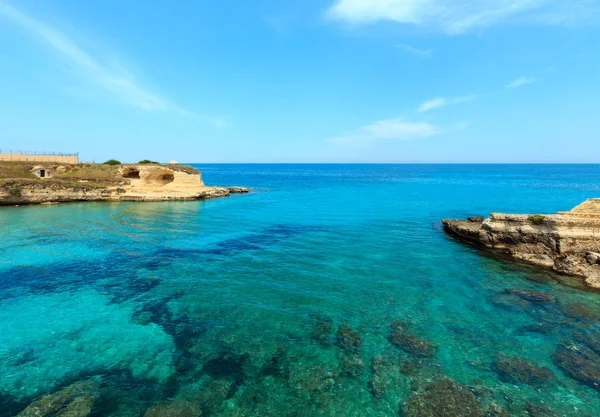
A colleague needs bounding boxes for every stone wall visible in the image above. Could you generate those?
[0,154,79,164]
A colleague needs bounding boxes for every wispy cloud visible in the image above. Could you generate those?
[418,95,478,112]
[327,0,600,34]
[396,43,432,58]
[0,1,180,113]
[506,76,537,88]
[327,118,442,146]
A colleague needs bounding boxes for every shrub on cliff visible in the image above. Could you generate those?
[103,159,121,165]
[6,184,22,197]
[138,160,159,164]
[528,215,546,225]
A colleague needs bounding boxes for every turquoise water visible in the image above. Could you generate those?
[1,164,600,416]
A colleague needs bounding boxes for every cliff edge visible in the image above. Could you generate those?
[442,200,600,290]
[0,162,249,205]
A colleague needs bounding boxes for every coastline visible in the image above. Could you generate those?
[0,162,249,206]
[443,199,600,290]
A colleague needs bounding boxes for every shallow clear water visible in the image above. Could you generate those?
[1,164,600,416]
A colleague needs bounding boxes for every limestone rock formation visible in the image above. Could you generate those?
[0,163,249,205]
[442,199,600,289]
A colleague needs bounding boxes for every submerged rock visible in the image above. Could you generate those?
[561,303,596,319]
[389,321,437,358]
[552,343,600,391]
[403,379,484,417]
[490,293,532,311]
[504,289,555,303]
[196,379,233,414]
[291,365,337,393]
[339,351,365,378]
[262,346,291,381]
[335,325,362,352]
[310,314,333,347]
[493,355,555,386]
[144,400,202,417]
[369,356,389,399]
[524,402,559,417]
[17,380,99,417]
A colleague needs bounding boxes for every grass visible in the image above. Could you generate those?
[528,215,546,225]
[0,162,37,179]
[54,164,122,183]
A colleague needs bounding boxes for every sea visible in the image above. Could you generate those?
[1,164,599,416]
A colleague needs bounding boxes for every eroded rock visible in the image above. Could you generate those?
[442,201,600,290]
[17,380,99,417]
[389,321,437,358]
[504,288,555,303]
[310,314,333,347]
[403,379,484,417]
[144,400,202,417]
[493,355,555,386]
[335,325,362,352]
[552,343,600,391]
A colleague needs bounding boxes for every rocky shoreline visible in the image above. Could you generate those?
[443,199,600,290]
[0,162,249,206]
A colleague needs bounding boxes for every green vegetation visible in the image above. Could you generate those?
[528,215,546,225]
[6,183,22,197]
[0,162,123,196]
[138,159,159,164]
[54,164,121,183]
[103,159,121,165]
[0,163,36,180]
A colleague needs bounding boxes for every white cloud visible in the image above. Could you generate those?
[327,0,599,34]
[0,2,179,112]
[396,43,432,58]
[418,95,478,112]
[506,76,537,88]
[328,118,441,146]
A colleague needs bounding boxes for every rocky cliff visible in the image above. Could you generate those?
[442,200,600,290]
[0,162,249,205]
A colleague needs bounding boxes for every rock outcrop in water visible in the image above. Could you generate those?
[0,162,249,205]
[442,199,600,289]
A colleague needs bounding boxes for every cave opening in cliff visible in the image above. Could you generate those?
[162,174,174,183]
[124,170,140,179]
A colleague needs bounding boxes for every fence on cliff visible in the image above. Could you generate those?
[0,150,79,164]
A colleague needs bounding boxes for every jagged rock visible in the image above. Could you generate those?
[403,379,485,417]
[468,216,485,223]
[310,314,333,347]
[552,343,600,391]
[585,252,600,265]
[389,321,437,358]
[17,380,99,417]
[493,355,555,386]
[443,200,600,290]
[504,288,555,303]
[144,400,202,417]
[335,325,362,352]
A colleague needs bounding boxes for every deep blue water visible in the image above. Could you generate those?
[1,164,600,416]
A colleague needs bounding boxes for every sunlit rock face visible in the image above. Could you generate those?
[443,199,600,290]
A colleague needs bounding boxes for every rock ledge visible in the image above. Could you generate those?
[442,199,600,290]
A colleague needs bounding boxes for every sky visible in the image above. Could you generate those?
[1,0,599,163]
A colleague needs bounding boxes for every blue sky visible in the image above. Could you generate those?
[1,0,599,163]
